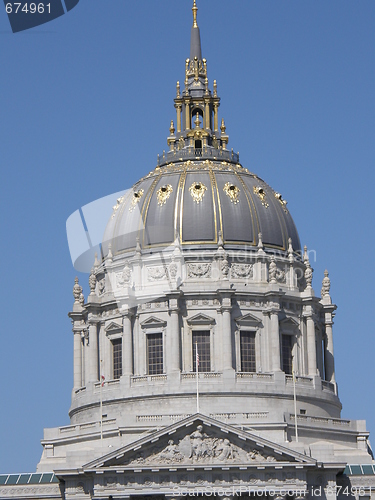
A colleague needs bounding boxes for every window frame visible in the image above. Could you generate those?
[146,332,164,375]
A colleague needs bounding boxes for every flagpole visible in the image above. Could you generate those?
[195,341,199,413]
[292,356,299,443]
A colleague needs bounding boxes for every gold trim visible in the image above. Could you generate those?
[129,189,144,212]
[179,168,188,244]
[208,169,218,243]
[253,186,269,208]
[189,181,207,203]
[210,169,223,239]
[233,172,258,245]
[274,192,288,213]
[140,174,162,248]
[156,184,173,206]
[223,182,240,204]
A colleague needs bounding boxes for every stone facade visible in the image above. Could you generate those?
[1,2,374,500]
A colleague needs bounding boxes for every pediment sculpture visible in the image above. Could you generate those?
[126,425,277,466]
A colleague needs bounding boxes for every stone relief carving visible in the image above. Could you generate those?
[98,277,106,295]
[231,263,253,279]
[221,257,229,278]
[276,268,286,283]
[187,262,211,278]
[126,425,278,466]
[147,266,168,281]
[116,262,132,287]
[168,260,178,279]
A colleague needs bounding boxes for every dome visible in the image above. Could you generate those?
[104,160,301,256]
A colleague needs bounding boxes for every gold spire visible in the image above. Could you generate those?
[192,0,198,28]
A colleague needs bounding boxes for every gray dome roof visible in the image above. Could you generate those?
[103,160,301,256]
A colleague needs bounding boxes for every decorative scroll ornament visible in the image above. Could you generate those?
[98,278,106,295]
[157,184,173,206]
[117,262,132,287]
[253,186,269,208]
[321,269,330,297]
[147,266,168,281]
[168,259,178,279]
[223,182,240,204]
[129,189,144,212]
[221,256,229,279]
[274,192,288,213]
[189,181,207,203]
[269,256,277,284]
[231,263,253,279]
[111,194,126,219]
[89,268,97,294]
[73,277,82,303]
[126,425,277,466]
[187,262,211,278]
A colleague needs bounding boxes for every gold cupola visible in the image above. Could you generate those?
[162,0,236,166]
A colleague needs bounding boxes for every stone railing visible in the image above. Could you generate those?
[289,413,351,427]
[181,372,222,380]
[321,380,336,393]
[236,372,274,381]
[285,375,313,385]
[58,418,117,435]
[157,146,240,166]
[131,374,168,384]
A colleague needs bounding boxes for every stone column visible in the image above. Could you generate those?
[168,296,180,373]
[122,312,133,376]
[219,291,233,371]
[73,330,82,389]
[88,321,98,382]
[204,100,210,130]
[84,334,90,385]
[185,99,191,130]
[213,103,218,132]
[176,104,182,133]
[324,319,335,382]
[269,309,281,371]
[306,315,317,376]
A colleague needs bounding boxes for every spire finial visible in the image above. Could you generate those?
[192,0,198,28]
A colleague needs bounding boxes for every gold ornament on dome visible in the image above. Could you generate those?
[129,189,144,212]
[223,182,240,204]
[253,186,269,208]
[274,192,288,213]
[189,181,207,203]
[111,194,127,219]
[157,184,173,206]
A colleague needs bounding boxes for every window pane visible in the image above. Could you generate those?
[240,331,256,372]
[281,334,293,375]
[147,333,163,375]
[192,331,210,372]
[113,338,122,379]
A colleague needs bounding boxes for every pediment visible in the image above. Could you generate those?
[280,317,299,328]
[187,313,215,325]
[235,313,263,327]
[84,414,316,471]
[140,316,167,329]
[104,321,122,333]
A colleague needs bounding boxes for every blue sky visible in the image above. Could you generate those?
[0,0,374,473]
